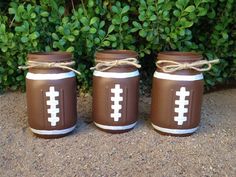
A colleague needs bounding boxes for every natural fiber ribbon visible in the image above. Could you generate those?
[90,58,141,71]
[18,60,81,75]
[156,59,220,73]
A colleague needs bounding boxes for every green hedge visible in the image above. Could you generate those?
[0,0,235,93]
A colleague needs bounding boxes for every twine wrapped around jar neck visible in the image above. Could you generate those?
[90,58,141,71]
[156,59,220,73]
[18,60,81,75]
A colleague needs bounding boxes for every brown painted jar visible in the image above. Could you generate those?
[150,52,204,136]
[92,50,140,133]
[26,52,77,138]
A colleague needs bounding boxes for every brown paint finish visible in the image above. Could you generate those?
[27,78,77,130]
[26,52,77,138]
[93,77,139,126]
[151,78,204,129]
[92,50,139,133]
[150,52,204,136]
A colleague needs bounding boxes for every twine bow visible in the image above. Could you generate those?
[18,60,81,75]
[156,59,220,73]
[90,58,141,71]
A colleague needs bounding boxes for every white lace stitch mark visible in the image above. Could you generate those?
[110,84,123,122]
[46,86,60,126]
[174,87,190,125]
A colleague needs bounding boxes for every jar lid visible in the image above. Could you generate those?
[95,50,138,61]
[158,51,202,62]
[28,52,72,62]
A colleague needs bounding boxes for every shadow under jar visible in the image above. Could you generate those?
[26,52,77,138]
[150,52,204,136]
[92,50,140,133]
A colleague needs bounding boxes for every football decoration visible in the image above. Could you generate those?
[151,52,204,136]
[92,50,140,133]
[24,52,77,138]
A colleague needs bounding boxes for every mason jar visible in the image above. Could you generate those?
[26,52,77,138]
[92,50,140,133]
[150,52,204,136]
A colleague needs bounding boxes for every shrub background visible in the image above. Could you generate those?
[0,0,235,93]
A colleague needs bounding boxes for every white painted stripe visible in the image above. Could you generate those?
[93,70,139,78]
[26,71,75,80]
[94,122,137,130]
[30,125,76,135]
[154,71,203,81]
[151,124,198,134]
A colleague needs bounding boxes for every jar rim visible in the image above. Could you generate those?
[28,51,72,62]
[95,50,138,60]
[157,51,202,61]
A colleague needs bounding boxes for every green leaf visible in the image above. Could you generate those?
[139,14,146,21]
[103,41,110,46]
[130,28,139,32]
[122,16,129,23]
[133,21,142,28]
[21,36,28,43]
[180,18,194,28]
[52,33,59,40]
[194,0,201,7]
[108,35,116,41]
[111,6,119,13]
[112,18,121,24]
[16,75,24,81]
[94,37,100,44]
[176,0,189,10]
[89,27,97,34]
[179,29,185,36]
[15,26,25,32]
[8,8,16,14]
[99,21,105,28]
[67,35,75,42]
[98,30,106,37]
[81,26,90,32]
[157,0,165,4]
[73,30,79,36]
[164,27,170,33]
[184,5,195,13]
[59,39,66,46]
[80,17,89,25]
[173,10,181,17]
[176,1,183,9]
[150,15,157,21]
[29,32,39,40]
[208,10,216,19]
[1,46,7,52]
[26,4,32,12]
[197,7,207,16]
[0,24,6,33]
[59,6,65,15]
[90,17,98,25]
[30,13,36,19]
[121,5,130,14]
[62,17,69,23]
[222,32,228,40]
[66,46,74,52]
[18,5,25,13]
[40,11,49,17]
[139,30,147,37]
[45,46,51,52]
[108,25,115,33]
[88,0,94,7]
